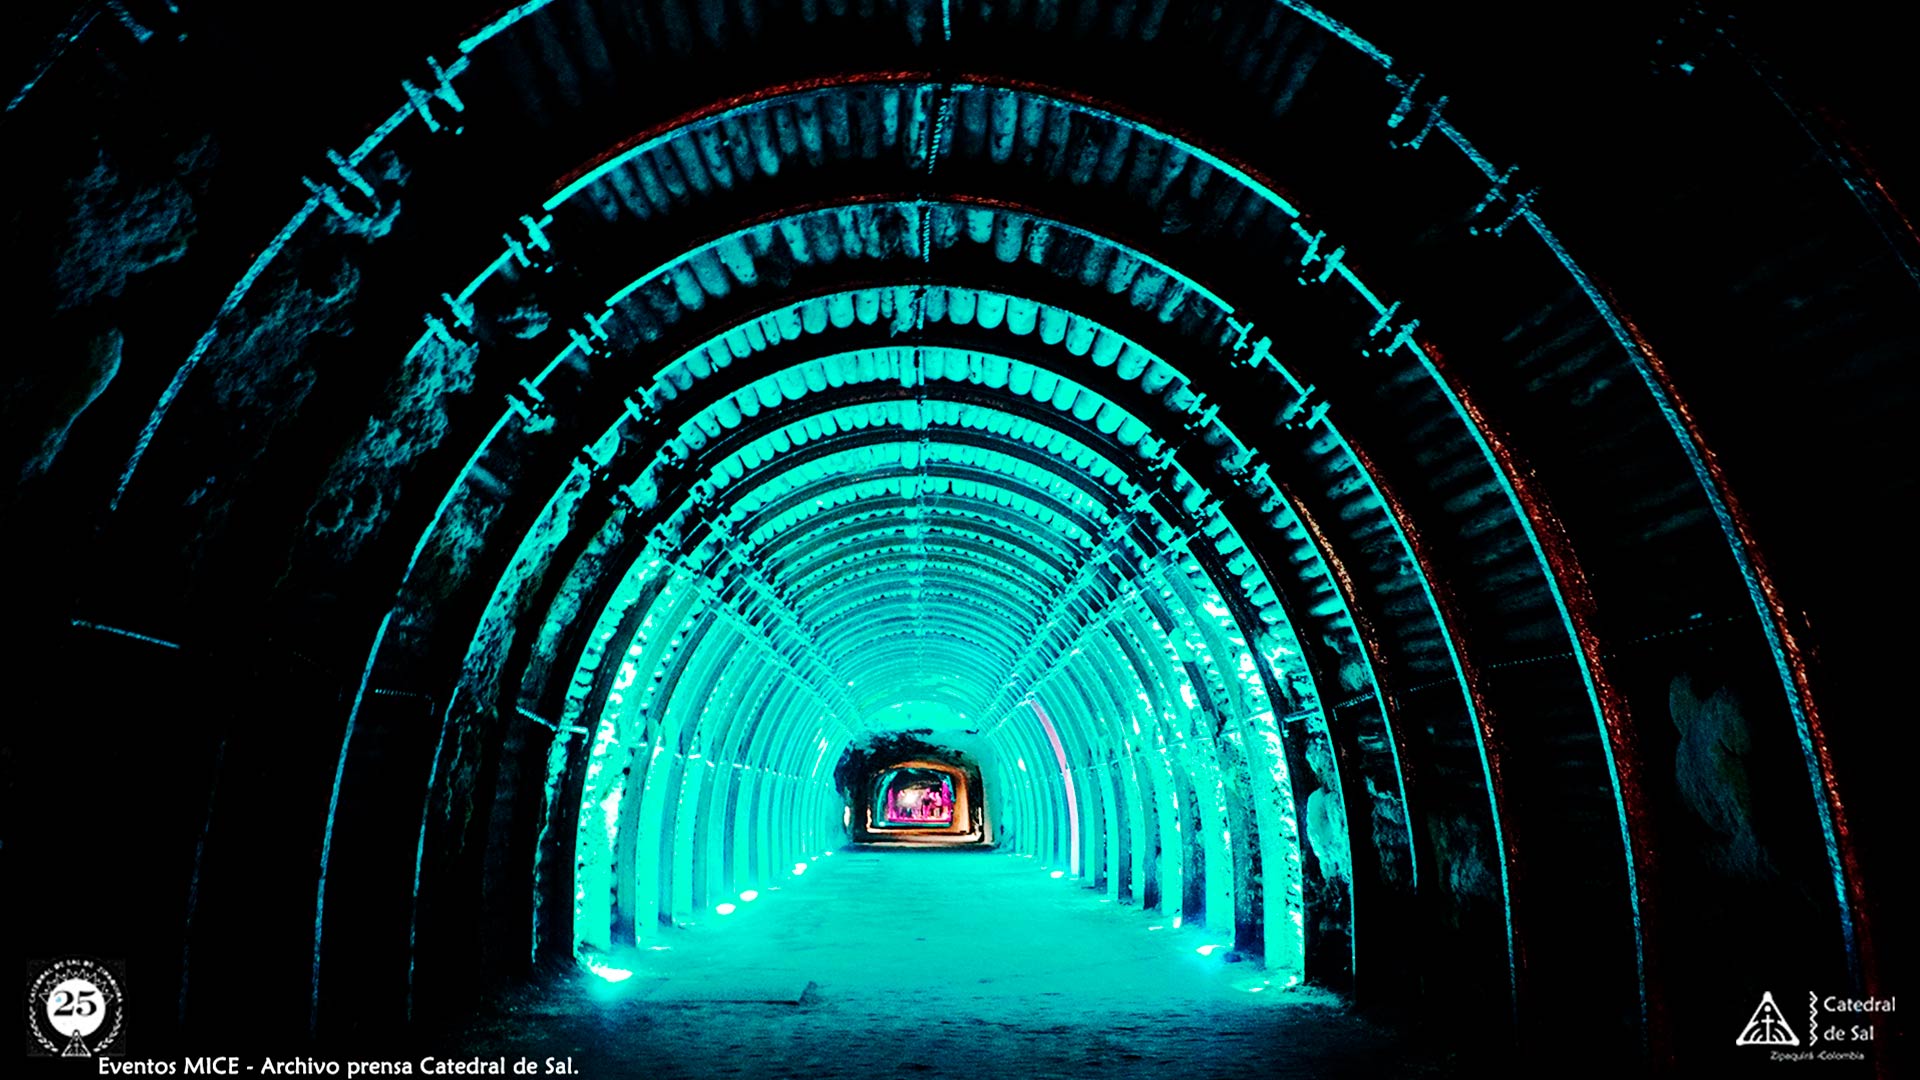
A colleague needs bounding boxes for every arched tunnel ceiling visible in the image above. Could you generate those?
[6,0,1912,1072]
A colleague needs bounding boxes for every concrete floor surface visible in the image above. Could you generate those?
[457,848,1457,1078]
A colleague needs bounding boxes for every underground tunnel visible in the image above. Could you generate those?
[4,1,1912,1076]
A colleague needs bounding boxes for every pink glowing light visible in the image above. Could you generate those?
[884,773,955,824]
[1030,699,1080,877]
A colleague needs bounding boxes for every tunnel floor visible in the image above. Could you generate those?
[455,849,1455,1078]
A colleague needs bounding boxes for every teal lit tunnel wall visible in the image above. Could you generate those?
[558,306,1331,979]
[4,0,1912,1070]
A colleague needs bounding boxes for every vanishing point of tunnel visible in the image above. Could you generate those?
[5,1,1912,1076]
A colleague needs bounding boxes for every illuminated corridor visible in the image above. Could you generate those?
[6,1,1910,1075]
[464,848,1437,1078]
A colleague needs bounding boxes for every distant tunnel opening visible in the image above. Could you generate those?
[875,767,959,829]
[848,739,983,845]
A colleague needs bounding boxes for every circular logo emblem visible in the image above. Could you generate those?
[26,959,123,1058]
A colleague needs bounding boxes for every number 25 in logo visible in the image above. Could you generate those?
[26,959,125,1058]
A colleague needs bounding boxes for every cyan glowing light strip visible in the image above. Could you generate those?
[518,704,590,735]
[69,618,182,650]
[458,0,558,54]
[112,198,318,511]
[1268,0,1395,66]
[1030,699,1080,877]
[177,734,225,1027]
[406,687,459,1021]
[312,603,393,1033]
[5,5,98,115]
[404,414,512,581]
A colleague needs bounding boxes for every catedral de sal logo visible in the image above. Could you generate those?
[25,958,125,1058]
[1735,988,1896,1062]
